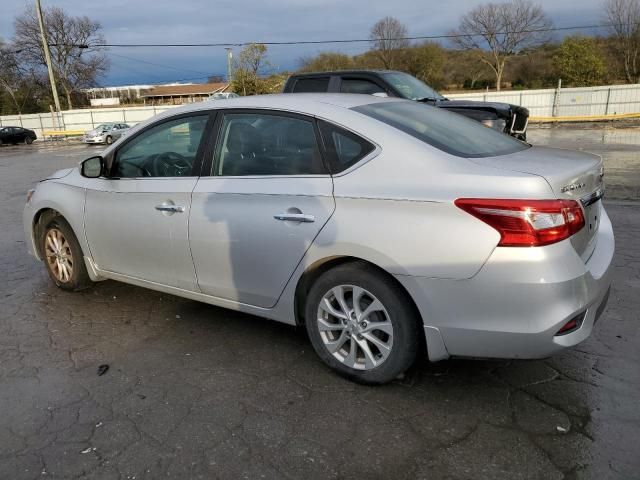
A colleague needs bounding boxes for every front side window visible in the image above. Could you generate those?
[292,77,330,93]
[318,120,375,173]
[112,115,208,178]
[214,113,326,176]
[353,101,529,158]
[340,78,385,95]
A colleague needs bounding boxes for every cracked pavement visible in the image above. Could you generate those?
[1,127,639,479]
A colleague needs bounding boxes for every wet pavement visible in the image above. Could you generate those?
[528,123,640,200]
[0,127,639,479]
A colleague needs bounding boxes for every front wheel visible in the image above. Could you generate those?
[105,135,113,145]
[25,136,34,145]
[42,217,92,291]
[305,262,420,384]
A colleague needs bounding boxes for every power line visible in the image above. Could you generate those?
[108,52,213,76]
[50,22,622,49]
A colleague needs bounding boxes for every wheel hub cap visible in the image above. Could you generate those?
[44,228,74,283]
[317,285,394,371]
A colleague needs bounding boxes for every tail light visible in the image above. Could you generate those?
[455,198,585,247]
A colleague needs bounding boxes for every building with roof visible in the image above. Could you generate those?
[141,82,230,105]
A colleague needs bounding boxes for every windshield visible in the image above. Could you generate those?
[381,72,446,101]
[95,124,113,131]
[353,101,529,158]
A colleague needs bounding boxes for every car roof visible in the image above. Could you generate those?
[289,70,400,77]
[167,93,401,116]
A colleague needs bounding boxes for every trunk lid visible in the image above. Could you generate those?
[469,146,605,261]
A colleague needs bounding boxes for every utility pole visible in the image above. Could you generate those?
[35,0,61,112]
[225,48,233,85]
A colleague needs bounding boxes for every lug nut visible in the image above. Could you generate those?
[360,321,368,328]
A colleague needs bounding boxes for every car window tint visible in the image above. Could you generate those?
[292,77,330,93]
[353,101,529,158]
[113,115,208,178]
[340,79,385,95]
[318,120,375,173]
[214,113,326,176]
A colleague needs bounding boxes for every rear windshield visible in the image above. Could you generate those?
[353,101,529,158]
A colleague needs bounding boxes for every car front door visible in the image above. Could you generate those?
[189,110,335,308]
[84,113,212,290]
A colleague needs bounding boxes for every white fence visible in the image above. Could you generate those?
[2,83,640,140]
[0,105,179,140]
[447,83,640,118]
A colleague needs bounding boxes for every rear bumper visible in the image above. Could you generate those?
[397,207,615,361]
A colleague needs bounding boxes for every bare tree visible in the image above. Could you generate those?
[369,17,409,69]
[451,0,552,90]
[0,39,23,113]
[605,0,640,83]
[13,6,108,109]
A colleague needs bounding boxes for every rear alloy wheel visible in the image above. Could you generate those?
[105,135,113,145]
[42,217,92,291]
[25,136,33,145]
[305,262,420,384]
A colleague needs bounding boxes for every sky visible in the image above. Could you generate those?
[1,0,607,86]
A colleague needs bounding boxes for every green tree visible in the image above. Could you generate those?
[399,42,445,88]
[231,43,271,96]
[554,36,606,86]
[298,52,353,72]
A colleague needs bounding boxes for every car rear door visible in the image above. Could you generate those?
[189,109,335,308]
[84,113,214,291]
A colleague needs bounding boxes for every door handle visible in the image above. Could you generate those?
[155,204,185,213]
[274,213,315,223]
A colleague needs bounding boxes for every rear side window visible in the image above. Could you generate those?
[319,120,375,173]
[214,113,327,176]
[353,101,529,158]
[292,77,330,93]
[340,79,385,95]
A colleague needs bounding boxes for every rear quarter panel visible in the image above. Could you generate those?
[303,134,555,279]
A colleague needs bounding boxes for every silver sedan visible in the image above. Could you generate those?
[23,94,614,384]
[83,122,130,145]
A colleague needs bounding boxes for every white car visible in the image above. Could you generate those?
[83,123,130,145]
[24,94,613,384]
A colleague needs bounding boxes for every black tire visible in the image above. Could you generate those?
[41,216,92,291]
[305,261,420,384]
[105,135,113,145]
[25,136,33,145]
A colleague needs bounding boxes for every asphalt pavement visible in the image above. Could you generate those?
[0,126,639,479]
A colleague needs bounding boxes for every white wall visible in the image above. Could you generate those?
[447,83,640,117]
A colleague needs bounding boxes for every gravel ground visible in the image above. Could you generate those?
[0,126,638,479]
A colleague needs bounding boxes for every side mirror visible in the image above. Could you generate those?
[81,156,104,178]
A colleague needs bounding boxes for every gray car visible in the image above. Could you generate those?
[23,94,614,384]
[83,122,130,145]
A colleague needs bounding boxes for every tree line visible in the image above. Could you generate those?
[2,0,640,114]
[233,0,640,95]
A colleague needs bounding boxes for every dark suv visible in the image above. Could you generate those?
[283,70,529,140]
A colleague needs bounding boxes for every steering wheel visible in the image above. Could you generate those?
[118,159,151,177]
[151,151,192,177]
